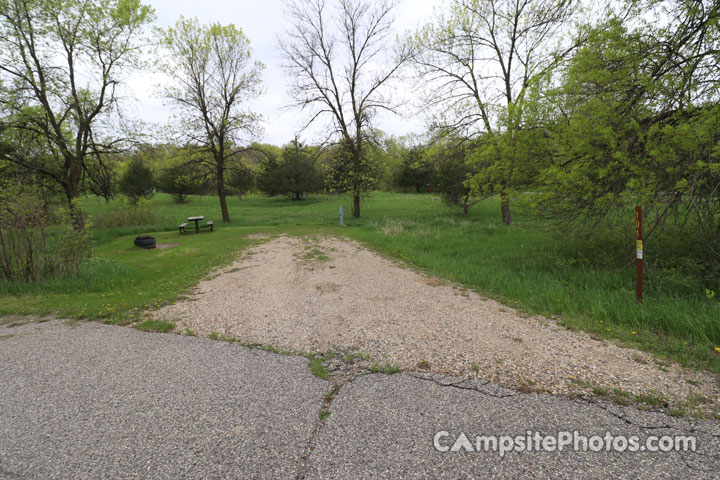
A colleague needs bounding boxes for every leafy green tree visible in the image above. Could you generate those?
[432,141,479,215]
[83,155,118,203]
[0,0,154,229]
[396,146,434,193]
[323,140,382,202]
[227,162,256,198]
[279,139,322,200]
[158,164,201,203]
[537,6,720,236]
[120,157,154,204]
[257,154,284,197]
[410,0,577,224]
[159,17,263,222]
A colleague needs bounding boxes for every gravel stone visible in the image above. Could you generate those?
[155,235,719,412]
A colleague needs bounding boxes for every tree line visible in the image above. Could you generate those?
[0,0,718,259]
[91,133,476,213]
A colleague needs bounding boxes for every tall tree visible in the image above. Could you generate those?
[279,138,322,200]
[396,145,434,193]
[411,0,576,224]
[431,139,480,215]
[279,0,411,217]
[159,17,263,222]
[0,0,154,229]
[119,156,154,204]
[537,2,720,246]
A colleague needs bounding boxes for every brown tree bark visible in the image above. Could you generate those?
[63,179,84,231]
[353,193,360,218]
[216,160,231,223]
[500,189,512,225]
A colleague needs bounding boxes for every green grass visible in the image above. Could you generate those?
[370,363,403,374]
[634,392,667,407]
[309,356,329,380]
[343,352,371,363]
[0,224,276,322]
[80,193,348,244]
[135,319,176,333]
[592,386,609,396]
[668,408,687,418]
[1,191,718,375]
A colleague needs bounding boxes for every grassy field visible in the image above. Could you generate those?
[1,192,719,373]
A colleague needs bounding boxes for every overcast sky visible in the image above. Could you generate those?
[126,0,443,146]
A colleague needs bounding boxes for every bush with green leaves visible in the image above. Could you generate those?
[279,139,322,200]
[227,162,257,198]
[119,157,155,204]
[395,146,434,193]
[0,185,92,282]
[433,143,479,215]
[257,154,284,197]
[323,140,381,201]
[157,164,202,203]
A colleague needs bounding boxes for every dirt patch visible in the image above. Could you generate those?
[419,276,445,287]
[156,243,180,250]
[155,235,719,412]
[247,233,271,240]
[315,282,341,293]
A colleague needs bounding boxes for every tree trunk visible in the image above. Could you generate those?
[66,157,85,231]
[216,161,231,222]
[500,189,512,225]
[353,193,360,218]
[352,141,362,218]
[463,203,468,216]
[63,182,84,231]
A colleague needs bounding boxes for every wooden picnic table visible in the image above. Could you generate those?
[187,216,204,233]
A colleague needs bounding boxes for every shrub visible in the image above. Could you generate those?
[434,145,478,215]
[278,139,322,200]
[119,157,154,203]
[158,164,202,203]
[227,162,256,198]
[395,146,434,193]
[0,187,92,282]
[257,154,284,197]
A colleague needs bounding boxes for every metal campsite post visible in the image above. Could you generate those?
[635,206,643,302]
[339,205,344,227]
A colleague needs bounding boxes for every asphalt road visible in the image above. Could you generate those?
[1,320,718,479]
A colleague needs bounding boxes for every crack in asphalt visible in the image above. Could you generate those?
[407,371,720,474]
[573,396,676,430]
[407,372,518,398]
[572,396,720,474]
[295,374,368,480]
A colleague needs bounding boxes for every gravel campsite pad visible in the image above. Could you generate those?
[155,235,719,411]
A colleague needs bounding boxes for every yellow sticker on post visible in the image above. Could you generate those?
[636,240,643,259]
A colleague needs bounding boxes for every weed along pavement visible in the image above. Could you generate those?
[1,319,719,479]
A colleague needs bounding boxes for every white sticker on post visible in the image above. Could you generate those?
[637,250,643,259]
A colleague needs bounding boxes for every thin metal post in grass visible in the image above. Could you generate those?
[635,206,643,302]
[339,205,344,227]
